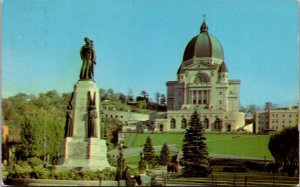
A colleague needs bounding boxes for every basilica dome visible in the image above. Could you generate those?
[183,21,224,61]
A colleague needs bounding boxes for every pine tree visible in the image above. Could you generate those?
[182,110,211,177]
[143,136,155,165]
[159,143,170,165]
[18,118,38,160]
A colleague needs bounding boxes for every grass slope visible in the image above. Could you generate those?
[125,132,273,159]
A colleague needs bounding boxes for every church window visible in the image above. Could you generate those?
[171,119,176,129]
[194,73,210,83]
[193,91,197,104]
[215,118,221,130]
[181,118,187,129]
[204,118,209,129]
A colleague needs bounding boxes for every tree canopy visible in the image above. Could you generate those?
[268,126,298,166]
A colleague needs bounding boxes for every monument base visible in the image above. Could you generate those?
[56,137,113,171]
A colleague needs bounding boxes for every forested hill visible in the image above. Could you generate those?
[1,89,159,161]
[2,89,166,132]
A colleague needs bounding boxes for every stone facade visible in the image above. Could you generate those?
[254,106,299,133]
[151,20,245,132]
[101,110,149,132]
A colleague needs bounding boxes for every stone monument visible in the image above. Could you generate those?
[57,37,111,170]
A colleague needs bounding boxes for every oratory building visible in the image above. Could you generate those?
[152,20,245,132]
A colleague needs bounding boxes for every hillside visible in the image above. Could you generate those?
[124,132,273,159]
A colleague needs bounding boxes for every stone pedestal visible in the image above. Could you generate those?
[57,80,111,170]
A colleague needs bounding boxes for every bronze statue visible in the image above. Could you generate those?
[88,91,98,137]
[80,37,96,80]
[64,92,75,137]
[64,105,74,137]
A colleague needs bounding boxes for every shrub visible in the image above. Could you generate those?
[33,167,51,179]
[27,157,43,167]
[223,166,247,173]
[14,163,32,179]
[56,170,70,180]
[82,170,98,180]
[244,161,265,171]
[282,164,298,177]
[266,163,281,174]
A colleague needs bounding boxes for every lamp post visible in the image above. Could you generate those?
[116,141,124,181]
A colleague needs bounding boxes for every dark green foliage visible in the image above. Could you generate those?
[19,118,38,159]
[143,136,155,165]
[244,161,266,171]
[222,166,248,173]
[3,91,66,163]
[102,118,123,151]
[181,110,211,177]
[268,126,299,166]
[7,166,116,180]
[139,158,147,173]
[27,157,43,167]
[159,143,170,165]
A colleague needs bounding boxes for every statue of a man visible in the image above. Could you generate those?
[64,105,74,137]
[88,105,98,138]
[80,37,96,80]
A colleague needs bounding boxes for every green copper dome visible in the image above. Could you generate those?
[183,21,224,61]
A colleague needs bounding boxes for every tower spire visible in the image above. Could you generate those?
[200,14,208,33]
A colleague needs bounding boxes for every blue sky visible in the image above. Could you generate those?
[2,0,299,107]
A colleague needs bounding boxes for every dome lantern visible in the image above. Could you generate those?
[182,19,224,62]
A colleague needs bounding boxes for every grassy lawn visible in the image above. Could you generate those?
[124,132,273,159]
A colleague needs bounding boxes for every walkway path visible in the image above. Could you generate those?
[126,133,137,148]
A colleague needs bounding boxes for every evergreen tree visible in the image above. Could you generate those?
[182,110,211,177]
[143,136,155,165]
[159,143,170,165]
[18,118,38,160]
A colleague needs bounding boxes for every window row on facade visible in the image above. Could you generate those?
[170,118,222,130]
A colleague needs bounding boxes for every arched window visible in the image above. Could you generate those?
[171,119,176,129]
[194,73,210,83]
[204,118,209,129]
[181,118,187,129]
[215,118,222,130]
